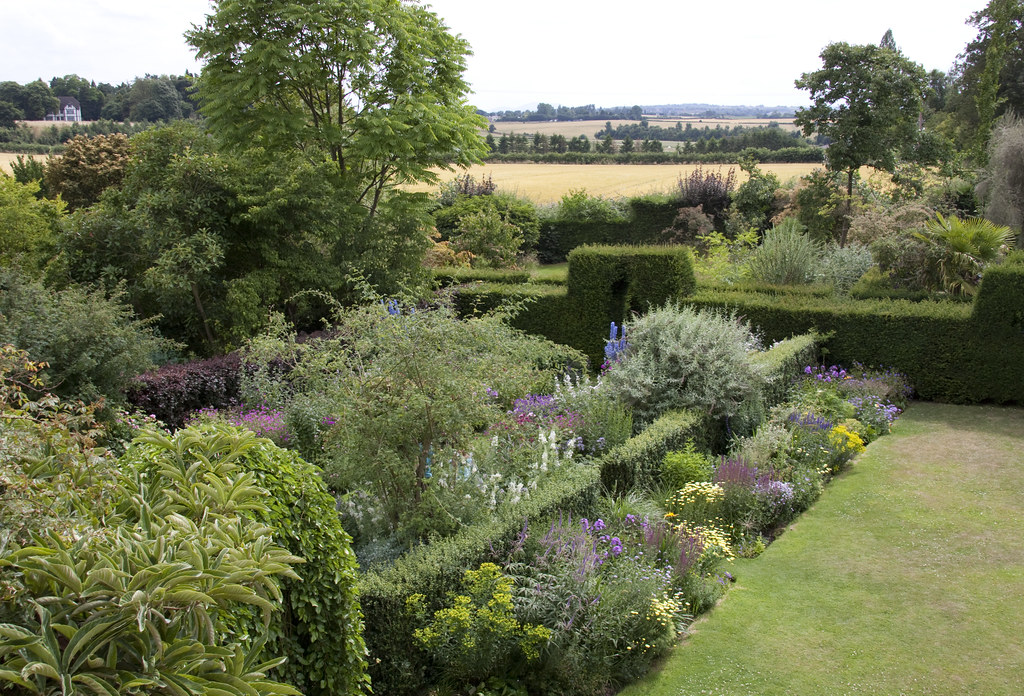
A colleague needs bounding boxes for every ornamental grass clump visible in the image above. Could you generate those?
[746,218,822,285]
[603,303,764,426]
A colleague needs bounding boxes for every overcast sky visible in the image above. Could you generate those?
[3,0,987,112]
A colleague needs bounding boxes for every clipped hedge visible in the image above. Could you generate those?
[971,252,1024,338]
[431,267,532,287]
[688,282,1024,404]
[599,409,714,493]
[359,463,602,694]
[452,246,696,367]
[754,332,822,409]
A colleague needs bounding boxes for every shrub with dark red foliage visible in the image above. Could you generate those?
[127,353,241,429]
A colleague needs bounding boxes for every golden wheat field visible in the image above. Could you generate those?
[0,152,45,174]
[408,162,823,204]
[487,118,800,139]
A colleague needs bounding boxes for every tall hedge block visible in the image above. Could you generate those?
[972,253,1024,337]
[688,273,1024,404]
[565,245,697,363]
[452,246,696,367]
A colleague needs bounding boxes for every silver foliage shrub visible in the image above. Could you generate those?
[816,242,874,293]
[603,303,764,426]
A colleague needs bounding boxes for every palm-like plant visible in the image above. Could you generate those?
[914,213,1016,295]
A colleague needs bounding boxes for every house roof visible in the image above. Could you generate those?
[58,96,82,110]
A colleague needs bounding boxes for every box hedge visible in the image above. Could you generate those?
[688,267,1024,404]
[538,198,683,263]
[754,331,823,410]
[599,409,713,493]
[452,246,697,366]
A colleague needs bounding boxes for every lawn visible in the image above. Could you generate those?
[620,401,1024,696]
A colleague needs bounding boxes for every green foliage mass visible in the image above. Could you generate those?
[0,266,171,403]
[56,121,429,353]
[453,206,526,268]
[914,213,1015,295]
[0,373,309,696]
[44,133,130,211]
[433,193,540,248]
[187,0,486,217]
[241,302,585,542]
[130,425,371,696]
[663,440,716,490]
[747,218,822,285]
[408,563,551,684]
[0,176,63,275]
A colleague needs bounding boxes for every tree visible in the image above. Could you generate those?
[535,102,556,120]
[0,176,63,273]
[977,113,1024,245]
[186,0,486,218]
[57,122,355,353]
[44,133,130,210]
[0,100,21,128]
[795,42,928,245]
[0,80,57,120]
[880,29,898,51]
[952,0,1024,156]
[128,75,183,122]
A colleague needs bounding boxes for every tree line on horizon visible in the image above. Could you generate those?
[0,73,197,127]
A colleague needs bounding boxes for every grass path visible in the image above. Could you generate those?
[620,402,1024,696]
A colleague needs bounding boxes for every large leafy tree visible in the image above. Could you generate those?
[795,42,928,244]
[952,0,1024,159]
[57,122,349,354]
[186,0,487,217]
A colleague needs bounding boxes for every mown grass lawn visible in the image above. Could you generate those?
[620,402,1024,696]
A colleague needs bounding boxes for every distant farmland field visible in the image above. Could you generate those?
[408,162,823,204]
[0,152,44,174]
[487,117,801,140]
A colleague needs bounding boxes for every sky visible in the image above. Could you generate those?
[3,0,988,112]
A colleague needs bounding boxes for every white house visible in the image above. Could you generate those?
[45,96,83,122]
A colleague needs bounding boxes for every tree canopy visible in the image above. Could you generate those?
[186,0,487,217]
[795,42,928,243]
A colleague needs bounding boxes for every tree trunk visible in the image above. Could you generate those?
[191,281,216,348]
[842,169,854,248]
